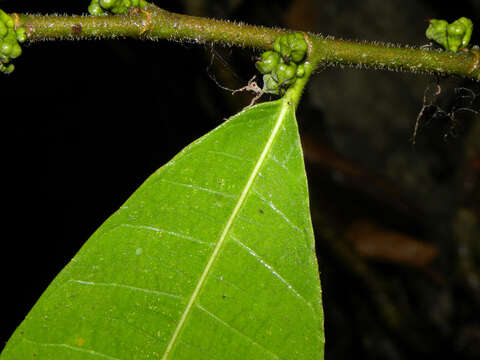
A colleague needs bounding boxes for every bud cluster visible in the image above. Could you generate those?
[88,0,149,16]
[426,17,473,52]
[0,9,26,74]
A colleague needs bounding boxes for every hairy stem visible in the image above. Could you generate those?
[12,4,480,81]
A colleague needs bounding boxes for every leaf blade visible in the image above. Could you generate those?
[2,99,324,360]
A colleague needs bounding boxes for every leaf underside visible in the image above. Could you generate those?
[2,100,324,360]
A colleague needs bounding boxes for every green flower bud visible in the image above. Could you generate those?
[89,0,148,15]
[447,17,473,51]
[15,28,26,43]
[255,51,281,74]
[0,9,13,29]
[457,17,473,48]
[0,41,12,57]
[132,0,147,7]
[10,43,21,59]
[273,36,287,56]
[296,64,305,78]
[0,21,7,38]
[262,74,280,95]
[426,19,448,50]
[447,23,465,52]
[272,62,297,87]
[288,33,308,63]
[100,0,116,9]
[0,62,14,74]
[88,2,105,16]
[273,33,308,63]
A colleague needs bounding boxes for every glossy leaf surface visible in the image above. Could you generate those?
[2,99,324,359]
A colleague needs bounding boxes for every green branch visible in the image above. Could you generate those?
[10,4,480,81]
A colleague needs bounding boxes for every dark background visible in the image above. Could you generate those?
[2,1,480,359]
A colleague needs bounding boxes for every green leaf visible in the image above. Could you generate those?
[1,99,324,359]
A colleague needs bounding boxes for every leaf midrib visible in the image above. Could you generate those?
[161,100,290,360]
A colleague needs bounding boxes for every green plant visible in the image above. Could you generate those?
[1,2,479,359]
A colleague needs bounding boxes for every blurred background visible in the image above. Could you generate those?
[1,0,480,359]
